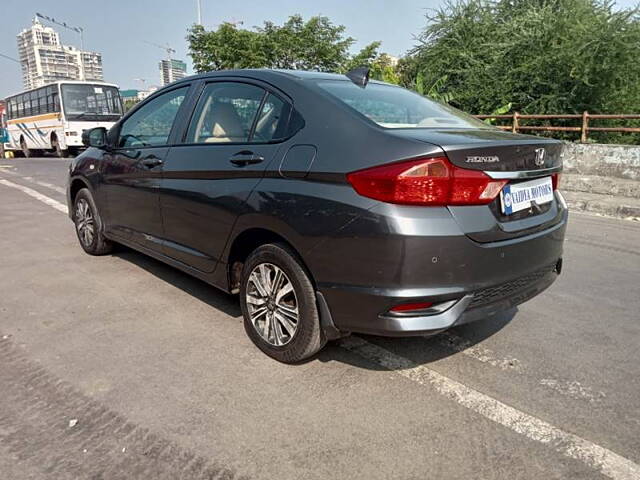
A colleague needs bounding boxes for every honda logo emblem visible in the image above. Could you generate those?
[534,148,546,167]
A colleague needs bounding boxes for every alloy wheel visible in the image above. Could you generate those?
[75,198,95,247]
[246,263,299,346]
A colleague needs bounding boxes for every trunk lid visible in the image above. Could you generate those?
[388,128,565,242]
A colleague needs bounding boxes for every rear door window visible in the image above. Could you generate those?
[252,94,288,142]
[186,82,266,144]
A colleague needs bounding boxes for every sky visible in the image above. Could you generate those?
[1,0,638,97]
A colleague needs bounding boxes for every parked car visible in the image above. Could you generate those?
[67,68,567,363]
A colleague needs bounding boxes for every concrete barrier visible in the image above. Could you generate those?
[562,143,640,180]
[560,143,640,220]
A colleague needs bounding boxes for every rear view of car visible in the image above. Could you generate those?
[303,77,566,338]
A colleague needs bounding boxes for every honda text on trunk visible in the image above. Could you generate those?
[68,69,567,363]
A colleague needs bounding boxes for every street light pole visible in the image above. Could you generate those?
[78,27,85,81]
[196,0,202,25]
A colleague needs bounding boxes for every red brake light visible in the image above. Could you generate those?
[347,156,507,206]
[552,173,561,190]
[390,302,434,312]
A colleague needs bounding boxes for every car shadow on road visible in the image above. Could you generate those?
[112,247,242,318]
[317,309,518,371]
[112,245,517,370]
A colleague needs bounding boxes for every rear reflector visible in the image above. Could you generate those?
[347,156,508,206]
[390,302,434,312]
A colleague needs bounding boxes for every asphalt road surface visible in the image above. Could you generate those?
[1,157,639,480]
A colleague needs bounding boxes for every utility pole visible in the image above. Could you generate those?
[35,13,86,80]
[196,0,202,25]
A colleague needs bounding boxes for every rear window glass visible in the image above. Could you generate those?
[315,80,491,130]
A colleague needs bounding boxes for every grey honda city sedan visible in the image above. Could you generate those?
[68,68,566,363]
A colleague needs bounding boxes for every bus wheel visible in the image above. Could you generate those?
[20,138,31,158]
[51,137,68,158]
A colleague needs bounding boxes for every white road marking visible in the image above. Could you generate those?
[0,169,67,195]
[341,336,640,480]
[540,378,606,404]
[439,332,524,373]
[22,176,67,195]
[0,179,68,214]
[439,331,605,403]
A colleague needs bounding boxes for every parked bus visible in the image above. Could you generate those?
[4,81,123,157]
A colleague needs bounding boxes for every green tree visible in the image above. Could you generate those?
[401,0,640,118]
[188,23,267,72]
[188,15,383,74]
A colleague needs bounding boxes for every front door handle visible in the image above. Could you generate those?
[229,151,264,167]
[140,155,163,168]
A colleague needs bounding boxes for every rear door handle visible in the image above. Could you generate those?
[229,151,264,167]
[141,155,163,168]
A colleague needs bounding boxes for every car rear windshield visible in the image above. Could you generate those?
[315,80,491,129]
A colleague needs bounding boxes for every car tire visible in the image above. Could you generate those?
[73,188,113,255]
[240,243,326,363]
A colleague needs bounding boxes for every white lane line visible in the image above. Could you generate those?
[0,179,68,214]
[22,176,66,195]
[341,336,640,480]
[540,378,606,404]
[0,169,67,196]
[439,331,606,403]
[439,332,524,373]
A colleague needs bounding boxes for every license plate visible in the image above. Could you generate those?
[500,176,554,215]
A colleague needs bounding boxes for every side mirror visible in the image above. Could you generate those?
[82,127,108,149]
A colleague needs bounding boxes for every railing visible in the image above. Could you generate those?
[474,112,640,143]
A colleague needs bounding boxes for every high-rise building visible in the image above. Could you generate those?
[159,59,187,86]
[17,18,103,90]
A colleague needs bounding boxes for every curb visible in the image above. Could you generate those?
[562,190,640,221]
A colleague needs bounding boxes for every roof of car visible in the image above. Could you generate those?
[172,68,388,87]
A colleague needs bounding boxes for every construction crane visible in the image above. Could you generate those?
[143,41,176,63]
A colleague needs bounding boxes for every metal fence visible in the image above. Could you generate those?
[474,112,640,143]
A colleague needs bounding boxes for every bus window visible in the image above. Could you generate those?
[38,88,46,114]
[61,84,122,121]
[17,96,24,118]
[29,92,36,116]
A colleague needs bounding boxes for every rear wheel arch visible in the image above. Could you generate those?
[226,227,314,294]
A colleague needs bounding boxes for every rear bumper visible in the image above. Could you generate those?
[310,201,567,336]
[319,262,560,336]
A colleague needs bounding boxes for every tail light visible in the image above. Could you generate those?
[390,302,434,313]
[347,156,508,206]
[552,173,561,190]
